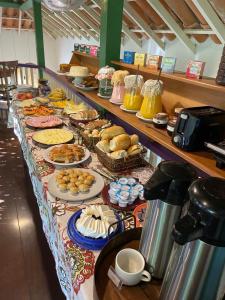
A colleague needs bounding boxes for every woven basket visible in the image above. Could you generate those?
[95,145,147,172]
[80,131,101,150]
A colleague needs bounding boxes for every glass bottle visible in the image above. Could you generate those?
[38,79,51,96]
[140,80,163,119]
[110,70,129,104]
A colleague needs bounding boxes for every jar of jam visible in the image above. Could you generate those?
[140,80,163,119]
[123,75,144,111]
[153,112,168,129]
[96,66,115,98]
[167,116,178,136]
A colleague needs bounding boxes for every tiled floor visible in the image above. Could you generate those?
[0,126,65,300]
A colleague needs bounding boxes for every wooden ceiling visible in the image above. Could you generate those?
[1,0,225,52]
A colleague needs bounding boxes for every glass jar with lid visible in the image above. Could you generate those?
[95,66,115,98]
[140,80,163,119]
[110,70,129,105]
[38,78,51,96]
[123,75,144,111]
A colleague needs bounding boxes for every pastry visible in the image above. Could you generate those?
[68,66,89,77]
[49,144,85,163]
[109,134,131,151]
[101,126,125,140]
[55,169,95,195]
[76,205,117,238]
[127,144,143,156]
[81,119,111,130]
[130,134,139,146]
[70,109,99,121]
[96,140,110,153]
[109,150,128,159]
[33,129,74,145]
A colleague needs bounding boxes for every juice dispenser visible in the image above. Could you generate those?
[160,177,225,300]
[123,75,144,111]
[140,79,163,119]
[139,161,197,279]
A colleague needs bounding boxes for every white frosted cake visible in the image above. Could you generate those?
[76,205,117,238]
[69,66,89,77]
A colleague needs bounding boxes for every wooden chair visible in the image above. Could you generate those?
[0,60,18,124]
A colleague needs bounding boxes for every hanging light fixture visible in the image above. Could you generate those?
[43,0,84,11]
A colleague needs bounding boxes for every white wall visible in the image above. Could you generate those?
[54,33,223,78]
[0,29,222,78]
[0,29,57,71]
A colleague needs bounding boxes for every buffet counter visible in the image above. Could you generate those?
[43,68,225,179]
[12,99,152,300]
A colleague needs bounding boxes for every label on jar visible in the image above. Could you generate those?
[167,125,175,132]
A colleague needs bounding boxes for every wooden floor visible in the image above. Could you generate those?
[0,126,65,300]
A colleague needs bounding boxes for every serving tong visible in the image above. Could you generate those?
[92,167,119,181]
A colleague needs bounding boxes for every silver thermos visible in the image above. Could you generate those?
[160,177,225,300]
[139,161,197,279]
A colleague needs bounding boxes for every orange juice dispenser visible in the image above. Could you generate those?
[123,75,144,111]
[140,80,163,119]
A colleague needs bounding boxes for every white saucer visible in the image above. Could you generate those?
[120,105,139,113]
[97,93,111,99]
[109,99,123,105]
[136,112,153,123]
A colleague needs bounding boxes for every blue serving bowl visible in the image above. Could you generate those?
[67,209,124,250]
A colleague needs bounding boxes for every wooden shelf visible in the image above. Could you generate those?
[50,71,225,178]
[73,51,99,61]
[112,60,225,93]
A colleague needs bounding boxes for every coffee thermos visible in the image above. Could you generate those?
[139,161,197,279]
[160,177,225,300]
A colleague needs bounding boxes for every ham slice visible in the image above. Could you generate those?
[25,116,63,128]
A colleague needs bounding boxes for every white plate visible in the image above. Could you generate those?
[74,84,98,91]
[136,112,153,123]
[48,168,105,202]
[97,93,111,99]
[120,105,139,113]
[44,144,90,167]
[109,99,123,105]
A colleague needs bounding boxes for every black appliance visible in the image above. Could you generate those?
[172,106,225,151]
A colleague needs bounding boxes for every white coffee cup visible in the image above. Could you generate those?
[115,248,151,286]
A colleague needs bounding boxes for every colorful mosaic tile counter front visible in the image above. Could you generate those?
[12,101,153,300]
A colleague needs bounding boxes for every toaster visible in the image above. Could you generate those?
[172,106,225,151]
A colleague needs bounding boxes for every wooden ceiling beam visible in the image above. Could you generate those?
[41,9,72,38]
[123,0,165,50]
[26,10,59,39]
[66,11,99,41]
[52,12,81,38]
[18,9,22,35]
[91,0,142,47]
[71,10,99,35]
[42,7,75,38]
[192,0,225,44]
[147,0,196,53]
[61,12,89,40]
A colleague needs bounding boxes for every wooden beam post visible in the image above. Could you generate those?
[32,0,45,78]
[99,0,124,67]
